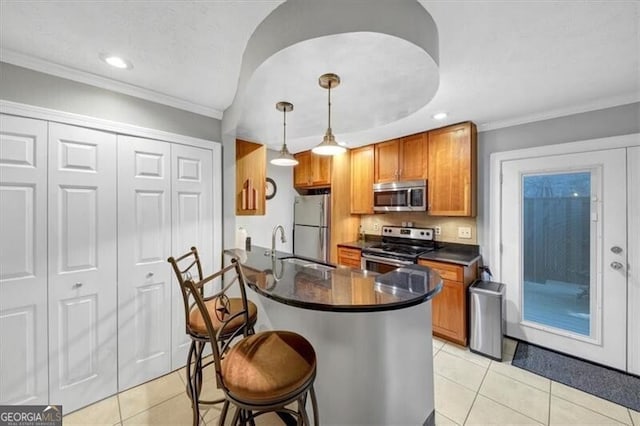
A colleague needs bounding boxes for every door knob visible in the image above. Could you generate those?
[73,282,83,288]
[610,246,623,254]
[610,261,624,270]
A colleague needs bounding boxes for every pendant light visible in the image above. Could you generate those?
[270,101,299,166]
[312,73,347,156]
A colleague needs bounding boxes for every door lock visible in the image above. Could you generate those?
[610,246,623,254]
[610,261,624,270]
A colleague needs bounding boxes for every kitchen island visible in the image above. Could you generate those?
[225,246,442,426]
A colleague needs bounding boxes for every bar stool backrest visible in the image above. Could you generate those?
[183,258,253,388]
[167,246,206,336]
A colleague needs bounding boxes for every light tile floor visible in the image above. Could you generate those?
[64,337,639,425]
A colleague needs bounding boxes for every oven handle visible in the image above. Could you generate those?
[361,253,414,267]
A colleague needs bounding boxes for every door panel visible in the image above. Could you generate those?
[501,149,626,370]
[0,115,48,405]
[628,146,640,375]
[48,123,117,412]
[117,135,172,390]
[171,144,213,369]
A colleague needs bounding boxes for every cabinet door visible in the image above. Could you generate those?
[350,145,374,214]
[431,279,466,344]
[310,153,331,186]
[428,122,477,216]
[374,139,400,183]
[294,151,311,187]
[48,123,117,412]
[171,144,213,370]
[0,115,48,405]
[117,136,172,391]
[400,133,428,181]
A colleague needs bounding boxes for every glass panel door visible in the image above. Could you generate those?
[522,172,592,336]
[500,148,627,370]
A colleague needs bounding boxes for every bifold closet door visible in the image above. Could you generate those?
[117,135,172,391]
[0,115,48,405]
[48,123,117,412]
[171,144,213,369]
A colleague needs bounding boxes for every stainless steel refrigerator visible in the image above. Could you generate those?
[293,194,330,262]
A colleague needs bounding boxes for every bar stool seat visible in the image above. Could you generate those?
[222,331,316,402]
[188,298,258,336]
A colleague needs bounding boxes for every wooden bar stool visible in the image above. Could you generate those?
[168,247,258,425]
[184,258,319,426]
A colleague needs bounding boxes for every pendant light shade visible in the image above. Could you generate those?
[312,73,346,156]
[270,101,299,166]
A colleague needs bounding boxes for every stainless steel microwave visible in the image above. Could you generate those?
[373,180,427,212]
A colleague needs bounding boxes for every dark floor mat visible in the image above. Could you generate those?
[511,341,640,411]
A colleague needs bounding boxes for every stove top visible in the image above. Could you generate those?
[366,243,434,257]
[362,226,437,260]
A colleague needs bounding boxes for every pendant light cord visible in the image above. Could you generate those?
[327,81,332,130]
[282,107,287,150]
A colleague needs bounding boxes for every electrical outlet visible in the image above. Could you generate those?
[458,226,472,239]
[434,226,441,236]
[373,222,380,231]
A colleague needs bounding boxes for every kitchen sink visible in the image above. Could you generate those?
[278,256,335,271]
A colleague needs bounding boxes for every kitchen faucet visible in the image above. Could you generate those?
[271,225,286,257]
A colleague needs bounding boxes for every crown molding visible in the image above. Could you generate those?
[1,49,223,119]
[478,93,640,132]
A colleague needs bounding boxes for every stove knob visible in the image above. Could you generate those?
[420,231,425,235]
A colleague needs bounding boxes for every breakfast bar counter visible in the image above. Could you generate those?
[225,246,442,426]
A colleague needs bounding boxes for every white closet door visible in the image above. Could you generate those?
[48,123,117,412]
[171,144,213,369]
[628,146,640,375]
[0,115,48,405]
[117,135,172,390]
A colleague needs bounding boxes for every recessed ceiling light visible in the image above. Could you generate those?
[100,54,132,70]
[432,112,447,120]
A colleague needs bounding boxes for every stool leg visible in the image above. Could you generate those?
[185,341,196,401]
[219,400,230,426]
[310,385,319,426]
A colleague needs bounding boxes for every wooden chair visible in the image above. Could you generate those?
[184,258,319,426]
[168,247,258,425]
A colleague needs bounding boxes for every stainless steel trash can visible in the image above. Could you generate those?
[469,280,505,360]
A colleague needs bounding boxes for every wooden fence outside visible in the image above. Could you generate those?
[522,196,590,286]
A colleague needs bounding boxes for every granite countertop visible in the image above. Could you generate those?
[339,240,481,267]
[225,246,442,313]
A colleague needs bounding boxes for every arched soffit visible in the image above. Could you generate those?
[222,0,439,137]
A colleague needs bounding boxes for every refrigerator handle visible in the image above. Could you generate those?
[319,227,323,257]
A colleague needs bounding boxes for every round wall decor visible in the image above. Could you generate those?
[265,177,277,200]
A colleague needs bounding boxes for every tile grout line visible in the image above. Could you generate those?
[117,394,124,425]
[478,392,548,425]
[461,359,491,425]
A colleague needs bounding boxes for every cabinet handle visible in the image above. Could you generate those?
[73,282,83,289]
[146,272,154,278]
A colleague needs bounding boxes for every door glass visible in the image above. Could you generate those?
[522,172,591,336]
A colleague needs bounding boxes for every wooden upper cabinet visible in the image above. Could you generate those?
[236,139,265,215]
[350,145,375,214]
[400,133,428,181]
[294,150,331,188]
[427,122,477,217]
[374,139,400,183]
[374,133,428,183]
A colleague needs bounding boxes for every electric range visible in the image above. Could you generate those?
[361,226,437,273]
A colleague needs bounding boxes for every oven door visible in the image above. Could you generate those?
[361,253,414,273]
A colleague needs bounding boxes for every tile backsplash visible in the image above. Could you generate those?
[359,212,477,244]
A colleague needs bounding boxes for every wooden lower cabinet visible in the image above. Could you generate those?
[418,259,478,346]
[337,246,362,269]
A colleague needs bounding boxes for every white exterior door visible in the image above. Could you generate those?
[0,115,48,405]
[628,146,640,375]
[48,123,117,411]
[117,135,172,391]
[171,144,213,369]
[501,149,627,370]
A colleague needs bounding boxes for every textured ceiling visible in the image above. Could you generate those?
[0,1,638,150]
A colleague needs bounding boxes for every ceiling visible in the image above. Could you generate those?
[1,1,638,152]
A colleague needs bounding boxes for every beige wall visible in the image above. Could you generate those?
[359,212,477,245]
